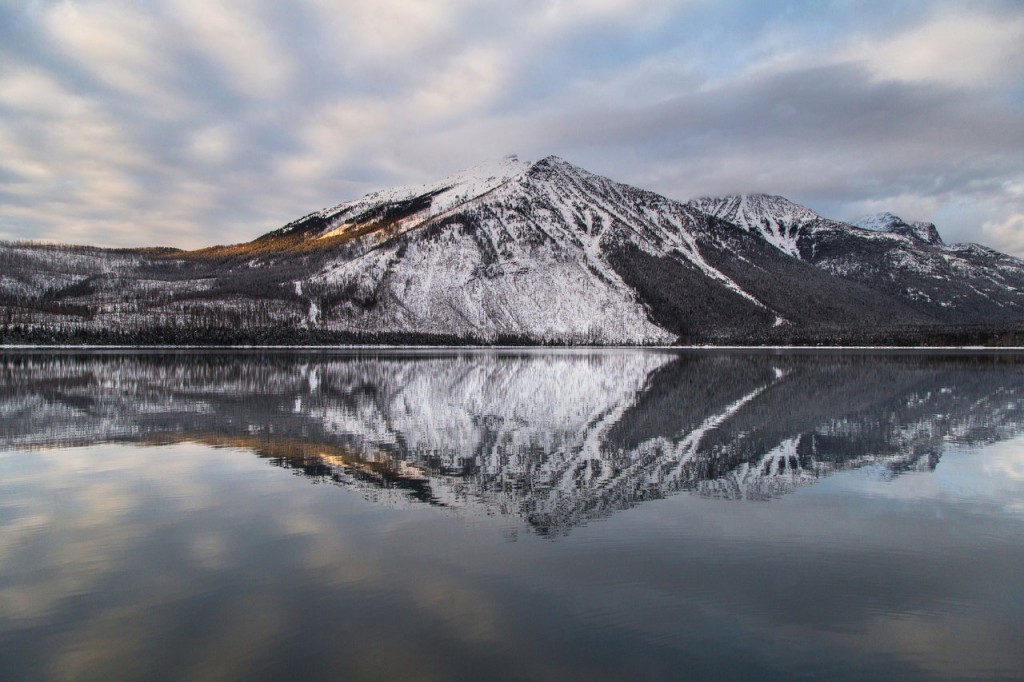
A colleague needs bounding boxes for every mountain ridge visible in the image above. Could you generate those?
[853,212,943,245]
[3,155,1024,345]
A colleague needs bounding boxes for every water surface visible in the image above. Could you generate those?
[1,350,1022,680]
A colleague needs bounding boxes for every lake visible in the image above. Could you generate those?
[1,349,1022,681]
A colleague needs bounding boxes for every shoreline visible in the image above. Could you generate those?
[3,344,1024,352]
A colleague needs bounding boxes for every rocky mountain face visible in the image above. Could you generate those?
[690,194,1024,327]
[4,351,1023,534]
[3,156,1024,344]
[854,212,943,245]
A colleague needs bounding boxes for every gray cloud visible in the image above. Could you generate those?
[541,63,1023,242]
[0,1,1021,253]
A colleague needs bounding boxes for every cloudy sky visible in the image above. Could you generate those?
[1,0,1022,253]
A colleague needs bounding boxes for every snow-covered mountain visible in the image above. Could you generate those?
[854,212,943,245]
[285,155,908,341]
[692,193,1024,326]
[3,156,1024,344]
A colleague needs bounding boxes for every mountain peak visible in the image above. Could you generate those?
[525,154,587,178]
[854,212,942,245]
[690,194,821,225]
[271,155,535,241]
[687,193,820,258]
[854,212,901,229]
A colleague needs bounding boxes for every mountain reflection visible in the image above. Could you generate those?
[3,350,1024,534]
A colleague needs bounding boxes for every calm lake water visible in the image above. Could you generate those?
[1,349,1023,681]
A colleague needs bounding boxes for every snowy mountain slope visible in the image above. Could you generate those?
[0,244,145,298]
[280,155,532,242]
[693,195,1024,325]
[800,220,1024,324]
[687,194,819,257]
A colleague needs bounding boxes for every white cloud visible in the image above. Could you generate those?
[165,0,296,99]
[0,125,56,183]
[523,0,677,32]
[0,65,86,115]
[842,12,1024,87]
[409,45,506,118]
[40,1,190,116]
[187,125,238,165]
[312,0,461,56]
[983,212,1024,256]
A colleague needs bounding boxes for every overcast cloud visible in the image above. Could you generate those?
[0,0,1022,253]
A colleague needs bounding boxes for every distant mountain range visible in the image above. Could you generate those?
[4,155,1024,345]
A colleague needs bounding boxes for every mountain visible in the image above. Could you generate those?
[5,351,1023,533]
[854,212,943,245]
[3,156,1024,345]
[690,193,1024,327]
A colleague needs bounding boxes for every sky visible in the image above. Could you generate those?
[0,0,1022,254]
